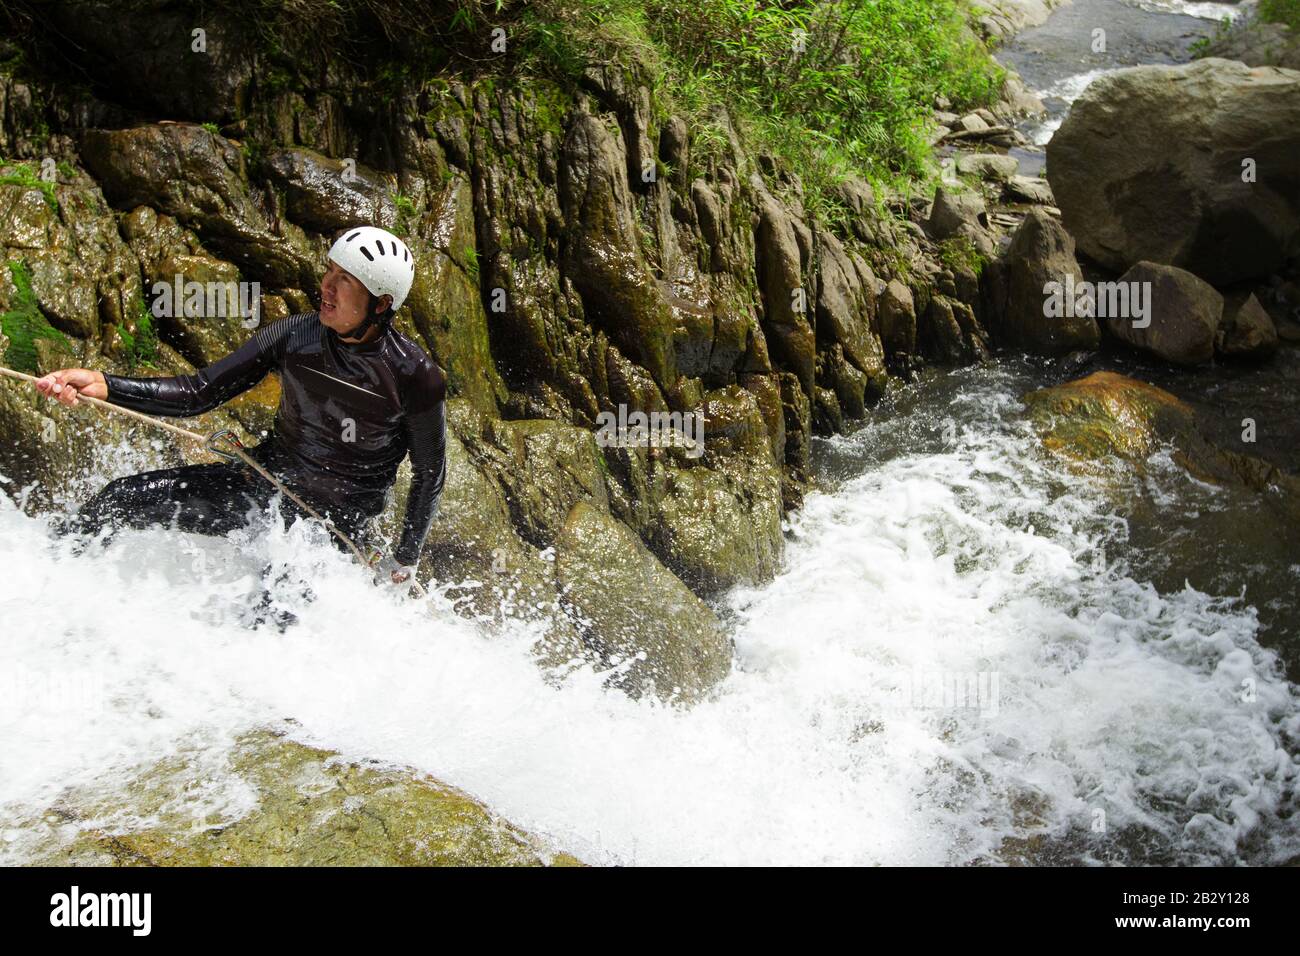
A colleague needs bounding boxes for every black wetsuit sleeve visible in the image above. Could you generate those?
[101,315,306,417]
[394,365,447,567]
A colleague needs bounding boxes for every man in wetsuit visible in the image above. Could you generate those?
[34,225,446,587]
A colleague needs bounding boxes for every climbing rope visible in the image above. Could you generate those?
[0,365,426,599]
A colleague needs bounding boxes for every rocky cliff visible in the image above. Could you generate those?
[0,1,1028,703]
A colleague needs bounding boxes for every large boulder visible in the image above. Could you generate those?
[554,501,732,704]
[1047,59,1300,285]
[1200,16,1300,71]
[988,208,1100,355]
[1107,261,1223,366]
[926,186,994,257]
[22,730,579,866]
[956,153,1019,183]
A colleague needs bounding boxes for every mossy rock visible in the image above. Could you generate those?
[27,729,581,867]
[1024,371,1300,502]
[1023,371,1197,463]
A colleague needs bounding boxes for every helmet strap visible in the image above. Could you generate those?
[340,298,392,340]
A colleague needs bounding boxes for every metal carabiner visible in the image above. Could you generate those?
[206,428,246,464]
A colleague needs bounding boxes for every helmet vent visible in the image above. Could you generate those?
[375,240,386,256]
[346,231,361,242]
[403,248,409,262]
[359,246,375,262]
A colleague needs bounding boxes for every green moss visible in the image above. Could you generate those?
[112,296,159,371]
[392,192,417,236]
[1,259,70,374]
[0,158,58,212]
[937,235,989,276]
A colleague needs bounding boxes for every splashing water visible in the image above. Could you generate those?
[1,363,1296,865]
[1119,0,1243,21]
[1027,68,1121,145]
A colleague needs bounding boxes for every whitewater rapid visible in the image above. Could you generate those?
[2,363,1296,865]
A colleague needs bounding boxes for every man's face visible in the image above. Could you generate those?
[319,260,388,335]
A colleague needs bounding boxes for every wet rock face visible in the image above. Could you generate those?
[0,165,140,344]
[559,111,677,388]
[1047,58,1300,286]
[121,205,250,367]
[554,501,733,704]
[79,124,318,289]
[265,148,398,233]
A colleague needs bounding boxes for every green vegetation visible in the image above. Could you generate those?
[5,0,1004,236]
[201,121,221,135]
[1259,0,1300,29]
[1,259,70,374]
[393,192,417,236]
[113,297,159,371]
[0,159,58,211]
[505,1,1002,228]
[462,244,480,283]
[184,0,998,215]
[512,1,1001,183]
[937,235,989,276]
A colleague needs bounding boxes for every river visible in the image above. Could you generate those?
[997,0,1242,170]
[0,0,1296,866]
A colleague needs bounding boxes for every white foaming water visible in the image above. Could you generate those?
[1,367,1297,865]
[1119,0,1244,21]
[1029,68,1119,145]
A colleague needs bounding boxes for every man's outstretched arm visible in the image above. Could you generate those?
[393,364,448,568]
[93,314,312,417]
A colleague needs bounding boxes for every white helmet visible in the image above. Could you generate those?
[328,226,416,312]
